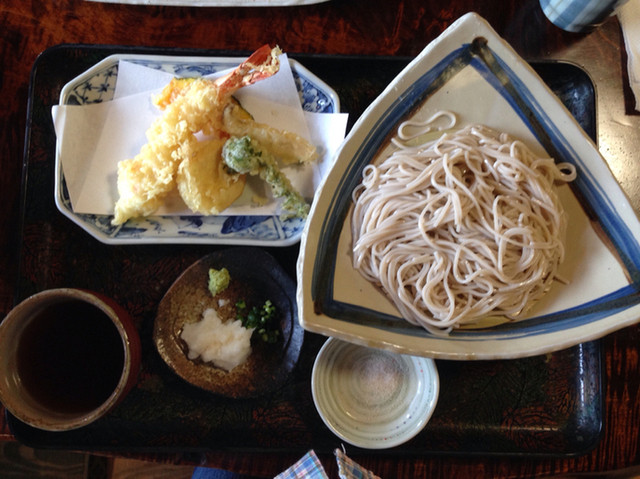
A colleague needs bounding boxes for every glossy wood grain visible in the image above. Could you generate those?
[2,0,640,477]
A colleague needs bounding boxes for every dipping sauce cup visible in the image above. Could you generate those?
[0,288,141,431]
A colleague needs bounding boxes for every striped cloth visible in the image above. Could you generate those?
[273,449,381,479]
[274,450,329,479]
[540,0,629,32]
[334,449,381,479]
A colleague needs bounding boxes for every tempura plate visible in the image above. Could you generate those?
[54,54,339,245]
[297,12,640,360]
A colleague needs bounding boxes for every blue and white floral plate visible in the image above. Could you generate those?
[297,12,640,359]
[54,54,339,245]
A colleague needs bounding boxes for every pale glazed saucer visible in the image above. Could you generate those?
[311,338,439,449]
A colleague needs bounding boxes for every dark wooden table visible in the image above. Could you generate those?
[2,0,640,477]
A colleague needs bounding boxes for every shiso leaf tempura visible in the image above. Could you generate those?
[222,135,310,219]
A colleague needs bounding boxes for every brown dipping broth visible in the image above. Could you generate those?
[16,299,125,414]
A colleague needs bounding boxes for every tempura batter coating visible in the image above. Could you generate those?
[177,138,247,215]
[222,102,318,165]
[112,45,282,225]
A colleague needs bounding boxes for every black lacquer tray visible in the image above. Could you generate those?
[7,44,602,457]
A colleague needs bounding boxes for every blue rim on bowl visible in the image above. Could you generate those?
[297,12,640,360]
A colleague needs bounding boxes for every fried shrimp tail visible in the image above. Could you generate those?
[153,44,282,110]
[213,44,282,96]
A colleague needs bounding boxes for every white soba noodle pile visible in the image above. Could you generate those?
[351,112,576,334]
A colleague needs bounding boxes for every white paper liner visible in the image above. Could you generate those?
[52,53,348,217]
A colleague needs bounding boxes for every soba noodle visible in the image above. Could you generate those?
[351,112,576,333]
